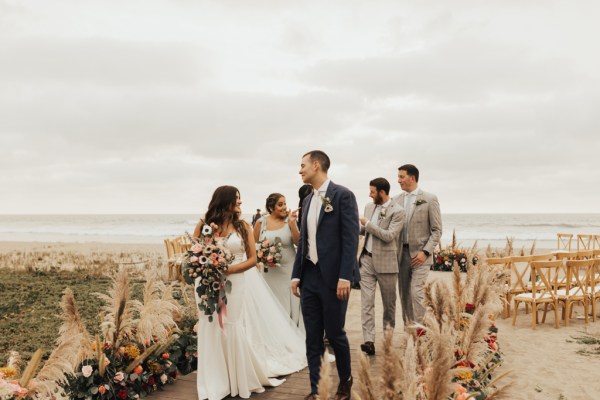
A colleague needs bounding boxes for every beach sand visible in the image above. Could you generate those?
[2,241,600,399]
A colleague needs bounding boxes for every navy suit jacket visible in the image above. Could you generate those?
[292,181,360,289]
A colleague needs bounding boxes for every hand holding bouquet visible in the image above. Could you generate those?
[182,224,235,325]
[256,237,283,273]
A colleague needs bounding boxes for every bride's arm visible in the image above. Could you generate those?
[227,221,258,275]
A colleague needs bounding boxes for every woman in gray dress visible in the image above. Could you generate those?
[253,193,302,326]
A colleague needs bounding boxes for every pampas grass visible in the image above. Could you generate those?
[357,353,376,400]
[18,348,43,388]
[95,267,140,349]
[346,242,508,400]
[134,269,180,345]
[317,354,332,399]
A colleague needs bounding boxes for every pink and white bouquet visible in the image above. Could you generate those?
[182,224,235,326]
[256,237,283,273]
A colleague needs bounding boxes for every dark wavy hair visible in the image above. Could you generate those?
[204,185,249,248]
[265,193,285,214]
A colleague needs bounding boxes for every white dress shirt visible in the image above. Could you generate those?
[306,179,330,263]
[365,198,391,252]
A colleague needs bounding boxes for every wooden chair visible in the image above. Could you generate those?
[587,258,600,322]
[485,256,511,318]
[557,259,593,326]
[576,250,594,260]
[577,234,593,251]
[512,260,561,329]
[594,249,600,258]
[557,233,573,252]
[593,235,600,250]
[164,238,177,280]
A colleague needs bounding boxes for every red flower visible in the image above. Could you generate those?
[465,303,475,314]
[149,376,155,386]
[117,389,128,399]
[416,327,426,337]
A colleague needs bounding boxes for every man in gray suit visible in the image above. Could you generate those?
[393,164,442,325]
[358,178,404,355]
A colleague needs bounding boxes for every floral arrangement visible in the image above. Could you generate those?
[256,237,283,273]
[432,246,479,273]
[182,224,235,325]
[344,254,508,400]
[0,372,28,399]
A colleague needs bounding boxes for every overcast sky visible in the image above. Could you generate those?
[1,0,599,215]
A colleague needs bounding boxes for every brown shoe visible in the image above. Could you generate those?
[304,394,318,400]
[334,376,353,400]
[360,341,375,355]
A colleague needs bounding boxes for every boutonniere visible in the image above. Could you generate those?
[415,199,427,206]
[319,194,333,212]
[378,208,387,220]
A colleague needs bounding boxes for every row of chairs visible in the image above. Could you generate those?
[164,236,192,280]
[557,233,600,252]
[486,249,600,329]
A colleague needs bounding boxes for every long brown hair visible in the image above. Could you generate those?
[204,185,249,248]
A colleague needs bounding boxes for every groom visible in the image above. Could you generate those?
[292,150,359,400]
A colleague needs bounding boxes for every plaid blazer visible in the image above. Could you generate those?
[359,201,404,273]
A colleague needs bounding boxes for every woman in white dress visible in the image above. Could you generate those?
[193,186,306,400]
[253,193,302,326]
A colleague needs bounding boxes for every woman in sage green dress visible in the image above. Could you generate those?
[253,193,302,327]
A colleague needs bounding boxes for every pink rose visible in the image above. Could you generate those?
[257,251,263,258]
[191,244,203,253]
[98,386,106,395]
[267,256,273,262]
[114,371,125,382]
[269,246,276,253]
[190,256,198,263]
[81,365,93,377]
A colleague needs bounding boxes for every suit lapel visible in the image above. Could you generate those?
[407,189,423,223]
[317,182,335,229]
[302,192,314,235]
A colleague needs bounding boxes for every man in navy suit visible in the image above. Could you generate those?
[291,150,359,400]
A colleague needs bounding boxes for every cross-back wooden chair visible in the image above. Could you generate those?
[576,250,594,260]
[512,260,562,329]
[557,233,573,252]
[485,256,512,318]
[593,235,600,250]
[558,259,593,326]
[577,234,593,251]
[587,258,600,322]
[164,238,177,280]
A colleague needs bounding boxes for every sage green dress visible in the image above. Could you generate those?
[257,215,302,327]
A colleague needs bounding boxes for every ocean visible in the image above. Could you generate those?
[0,213,599,250]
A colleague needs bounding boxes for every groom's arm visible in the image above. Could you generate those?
[338,188,359,282]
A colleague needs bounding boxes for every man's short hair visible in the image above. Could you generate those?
[398,164,419,182]
[304,150,331,173]
[369,177,390,195]
[256,209,261,212]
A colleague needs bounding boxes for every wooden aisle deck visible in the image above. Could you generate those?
[152,286,397,400]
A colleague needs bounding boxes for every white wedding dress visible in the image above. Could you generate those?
[195,233,307,400]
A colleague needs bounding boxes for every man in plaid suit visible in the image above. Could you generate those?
[358,177,404,355]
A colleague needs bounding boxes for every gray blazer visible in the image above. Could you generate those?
[359,201,404,273]
[392,189,442,264]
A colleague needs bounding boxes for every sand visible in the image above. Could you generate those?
[2,241,600,399]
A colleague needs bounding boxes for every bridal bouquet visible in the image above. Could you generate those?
[256,238,283,273]
[182,225,235,325]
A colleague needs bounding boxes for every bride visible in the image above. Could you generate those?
[192,185,307,400]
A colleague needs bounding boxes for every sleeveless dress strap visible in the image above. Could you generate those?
[259,215,268,240]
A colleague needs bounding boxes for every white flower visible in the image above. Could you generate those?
[160,374,168,384]
[324,204,334,213]
[201,224,213,235]
[81,365,93,378]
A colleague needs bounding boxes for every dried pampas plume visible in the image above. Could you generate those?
[135,269,180,345]
[95,267,140,349]
[317,354,332,400]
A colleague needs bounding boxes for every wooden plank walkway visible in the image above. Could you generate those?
[153,285,398,400]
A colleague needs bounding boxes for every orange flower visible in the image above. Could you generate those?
[133,365,143,375]
[161,352,170,360]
